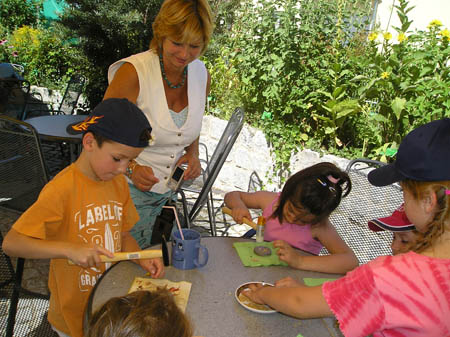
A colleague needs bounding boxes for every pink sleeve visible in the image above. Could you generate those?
[322,263,385,337]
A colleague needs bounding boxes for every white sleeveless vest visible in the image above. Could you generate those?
[108,50,207,193]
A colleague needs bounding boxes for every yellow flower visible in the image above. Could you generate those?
[439,28,450,39]
[368,32,378,41]
[428,19,443,28]
[397,32,407,42]
[383,32,392,41]
[381,72,390,79]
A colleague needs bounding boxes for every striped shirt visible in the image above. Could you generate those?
[322,252,450,337]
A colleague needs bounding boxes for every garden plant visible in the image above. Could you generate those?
[2,0,449,181]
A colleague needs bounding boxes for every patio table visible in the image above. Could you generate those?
[25,115,85,163]
[84,237,344,337]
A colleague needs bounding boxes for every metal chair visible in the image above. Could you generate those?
[178,107,245,236]
[220,170,264,237]
[29,74,86,116]
[0,78,31,120]
[0,115,55,336]
[323,158,403,264]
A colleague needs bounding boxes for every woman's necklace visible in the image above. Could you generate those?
[159,53,187,89]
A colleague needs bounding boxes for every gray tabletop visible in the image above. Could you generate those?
[25,115,85,143]
[86,237,344,337]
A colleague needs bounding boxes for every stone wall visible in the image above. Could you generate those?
[200,115,350,195]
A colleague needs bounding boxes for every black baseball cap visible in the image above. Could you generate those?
[67,98,152,148]
[368,118,450,186]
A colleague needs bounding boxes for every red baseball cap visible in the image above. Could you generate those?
[368,204,415,232]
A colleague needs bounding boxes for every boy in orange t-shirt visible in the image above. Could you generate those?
[2,98,165,337]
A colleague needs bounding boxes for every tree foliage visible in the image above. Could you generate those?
[57,0,163,107]
[0,0,44,32]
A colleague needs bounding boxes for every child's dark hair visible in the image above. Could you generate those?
[272,162,351,225]
[88,130,152,148]
[87,290,192,337]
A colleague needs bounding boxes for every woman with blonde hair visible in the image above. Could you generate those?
[104,0,214,248]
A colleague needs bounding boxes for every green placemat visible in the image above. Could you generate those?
[303,277,337,287]
[233,241,288,267]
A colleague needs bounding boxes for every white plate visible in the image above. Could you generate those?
[235,281,276,314]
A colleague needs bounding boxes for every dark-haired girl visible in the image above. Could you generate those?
[224,162,358,274]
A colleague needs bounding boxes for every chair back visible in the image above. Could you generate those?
[187,108,245,226]
[0,78,31,120]
[0,115,49,212]
[325,159,403,264]
[57,75,86,114]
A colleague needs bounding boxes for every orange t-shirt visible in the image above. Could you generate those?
[13,164,138,337]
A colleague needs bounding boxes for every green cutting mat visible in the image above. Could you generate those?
[233,241,288,267]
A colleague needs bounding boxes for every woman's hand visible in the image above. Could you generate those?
[177,152,201,181]
[273,240,303,269]
[139,258,165,278]
[275,276,302,288]
[66,243,114,269]
[132,164,160,192]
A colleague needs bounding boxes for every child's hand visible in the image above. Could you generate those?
[242,283,266,304]
[139,258,165,278]
[273,240,303,269]
[231,206,252,225]
[67,243,114,268]
[275,276,302,288]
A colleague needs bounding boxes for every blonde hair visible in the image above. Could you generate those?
[87,290,193,337]
[401,180,450,253]
[150,0,214,55]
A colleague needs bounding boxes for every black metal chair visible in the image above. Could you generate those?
[0,115,56,336]
[28,74,86,116]
[177,107,245,236]
[323,158,403,264]
[220,170,264,237]
[0,78,31,121]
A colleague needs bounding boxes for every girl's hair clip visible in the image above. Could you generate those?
[327,175,340,184]
[317,178,336,193]
[317,178,327,187]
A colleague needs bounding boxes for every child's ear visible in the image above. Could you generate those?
[82,132,96,152]
[422,189,438,214]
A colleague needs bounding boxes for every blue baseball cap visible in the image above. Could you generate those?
[67,98,152,148]
[368,118,450,186]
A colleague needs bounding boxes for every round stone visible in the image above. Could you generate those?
[253,246,272,256]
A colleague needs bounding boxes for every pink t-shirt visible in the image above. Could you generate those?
[322,252,450,337]
[262,194,323,255]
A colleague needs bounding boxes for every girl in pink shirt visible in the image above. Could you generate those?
[242,118,450,337]
[224,162,358,274]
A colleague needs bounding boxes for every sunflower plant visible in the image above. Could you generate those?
[353,0,450,161]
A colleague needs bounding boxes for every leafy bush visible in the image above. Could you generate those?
[0,0,43,32]
[208,0,372,175]
[354,0,450,161]
[0,25,83,89]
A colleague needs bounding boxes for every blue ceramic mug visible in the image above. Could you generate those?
[172,229,208,270]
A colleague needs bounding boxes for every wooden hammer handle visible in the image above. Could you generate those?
[222,206,257,230]
[68,249,162,265]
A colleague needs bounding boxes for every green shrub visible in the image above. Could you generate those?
[0,0,43,32]
[354,0,450,161]
[208,0,372,175]
[1,25,84,89]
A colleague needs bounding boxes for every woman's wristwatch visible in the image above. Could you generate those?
[126,160,138,179]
